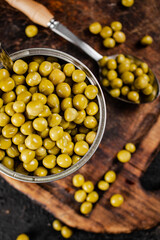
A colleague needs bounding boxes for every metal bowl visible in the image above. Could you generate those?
[0,48,107,183]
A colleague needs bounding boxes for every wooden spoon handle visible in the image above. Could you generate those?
[5,0,53,27]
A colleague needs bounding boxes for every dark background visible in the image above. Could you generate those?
[0,155,160,240]
[0,0,160,239]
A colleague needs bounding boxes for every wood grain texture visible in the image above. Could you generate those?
[0,0,160,234]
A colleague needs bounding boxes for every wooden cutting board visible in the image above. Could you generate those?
[1,0,160,234]
[1,98,160,233]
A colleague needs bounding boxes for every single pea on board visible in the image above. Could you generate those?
[110,194,124,207]
[80,201,93,215]
[74,189,87,202]
[86,191,99,203]
[98,180,109,191]
[82,181,94,193]
[141,35,153,46]
[89,22,102,34]
[72,174,85,187]
[117,149,131,163]
[16,233,30,240]
[104,170,116,183]
[125,142,136,153]
[121,0,134,7]
[25,25,38,38]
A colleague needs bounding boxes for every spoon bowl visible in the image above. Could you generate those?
[99,54,160,104]
[47,19,160,104]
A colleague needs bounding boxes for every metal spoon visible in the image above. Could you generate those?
[4,0,160,103]
[47,20,159,104]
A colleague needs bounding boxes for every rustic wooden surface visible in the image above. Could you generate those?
[0,0,160,234]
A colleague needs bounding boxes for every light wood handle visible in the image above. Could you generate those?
[5,0,53,27]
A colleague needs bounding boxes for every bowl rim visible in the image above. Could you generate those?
[0,48,107,183]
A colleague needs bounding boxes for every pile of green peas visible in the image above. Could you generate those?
[0,56,99,176]
[100,54,157,103]
[53,219,73,239]
[89,21,126,48]
[72,170,120,214]
[72,174,97,215]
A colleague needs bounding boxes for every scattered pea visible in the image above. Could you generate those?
[86,191,99,203]
[74,189,87,202]
[110,194,124,207]
[103,38,116,48]
[72,174,85,187]
[80,201,93,215]
[125,143,136,153]
[111,21,122,31]
[121,0,134,7]
[52,219,63,231]
[89,22,102,34]
[61,226,73,239]
[113,31,126,43]
[25,25,38,38]
[16,233,30,240]
[100,26,113,39]
[104,170,116,183]
[117,149,131,163]
[98,180,109,191]
[82,181,94,193]
[141,35,153,46]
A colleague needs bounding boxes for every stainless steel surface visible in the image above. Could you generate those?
[48,19,160,104]
[0,48,107,183]
[0,43,13,71]
[48,19,102,62]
